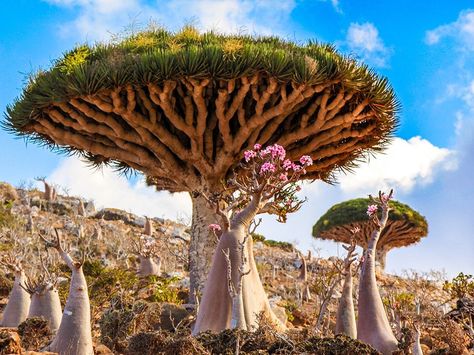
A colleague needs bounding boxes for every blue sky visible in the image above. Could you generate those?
[0,0,473,277]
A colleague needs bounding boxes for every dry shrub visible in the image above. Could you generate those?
[17,317,52,351]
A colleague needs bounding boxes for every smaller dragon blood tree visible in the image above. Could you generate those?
[0,253,30,327]
[193,144,312,334]
[357,190,398,354]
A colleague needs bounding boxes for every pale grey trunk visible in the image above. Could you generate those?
[335,270,356,338]
[138,256,161,277]
[0,271,30,327]
[375,248,387,273]
[357,211,398,355]
[189,193,218,303]
[46,267,93,355]
[315,279,341,332]
[230,292,247,330]
[193,198,285,334]
[144,217,153,236]
[413,328,423,355]
[28,288,62,332]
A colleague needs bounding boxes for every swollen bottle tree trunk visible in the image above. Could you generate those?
[298,252,311,302]
[0,270,30,327]
[28,286,62,332]
[189,193,219,304]
[357,191,398,355]
[193,144,313,334]
[138,255,161,277]
[335,237,358,338]
[413,325,423,355]
[40,230,93,355]
[194,197,284,333]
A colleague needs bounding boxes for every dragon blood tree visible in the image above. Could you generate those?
[312,198,427,271]
[193,143,311,334]
[357,191,398,354]
[3,27,399,300]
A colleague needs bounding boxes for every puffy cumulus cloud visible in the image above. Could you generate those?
[425,9,474,49]
[335,136,457,194]
[44,0,296,41]
[48,157,192,221]
[345,22,391,67]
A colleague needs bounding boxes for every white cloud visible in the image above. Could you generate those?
[334,136,457,194]
[425,9,474,49]
[44,0,296,41]
[48,157,192,221]
[345,22,391,67]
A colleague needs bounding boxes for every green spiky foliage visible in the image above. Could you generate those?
[4,26,398,192]
[312,198,428,251]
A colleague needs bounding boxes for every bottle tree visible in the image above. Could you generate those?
[3,27,399,301]
[194,143,312,333]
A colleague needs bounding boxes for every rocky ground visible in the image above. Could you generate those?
[0,182,472,354]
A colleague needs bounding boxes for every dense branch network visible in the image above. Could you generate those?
[24,75,383,191]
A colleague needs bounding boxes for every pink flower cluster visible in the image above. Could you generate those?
[367,204,378,217]
[299,155,313,166]
[244,150,257,162]
[208,224,222,232]
[260,162,276,174]
[260,144,286,160]
[380,192,391,203]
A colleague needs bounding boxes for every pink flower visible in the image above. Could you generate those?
[291,163,303,172]
[253,143,262,151]
[279,173,288,182]
[367,204,378,217]
[208,224,221,232]
[299,155,313,166]
[267,144,286,160]
[283,159,293,170]
[244,150,257,162]
[380,192,390,203]
[260,162,276,174]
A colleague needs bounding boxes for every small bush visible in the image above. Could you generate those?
[17,317,52,351]
[263,239,294,251]
[147,276,183,304]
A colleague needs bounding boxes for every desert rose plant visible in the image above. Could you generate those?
[357,190,398,354]
[40,229,93,355]
[130,219,161,277]
[193,143,312,334]
[0,253,31,327]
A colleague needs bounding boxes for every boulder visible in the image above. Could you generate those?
[94,208,142,227]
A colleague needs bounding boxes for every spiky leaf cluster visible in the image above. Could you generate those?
[4,26,399,191]
[312,198,428,250]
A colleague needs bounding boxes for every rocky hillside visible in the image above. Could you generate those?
[0,181,472,354]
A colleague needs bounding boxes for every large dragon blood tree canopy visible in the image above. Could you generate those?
[3,26,399,297]
[312,198,428,270]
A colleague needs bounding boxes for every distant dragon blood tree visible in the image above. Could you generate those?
[312,198,427,270]
[193,143,312,334]
[3,27,399,300]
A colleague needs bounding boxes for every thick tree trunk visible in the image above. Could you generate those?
[1,271,30,327]
[46,266,93,355]
[28,288,62,332]
[413,327,423,355]
[375,248,387,273]
[193,226,285,334]
[189,193,218,303]
[138,256,161,277]
[335,270,356,338]
[357,213,398,354]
